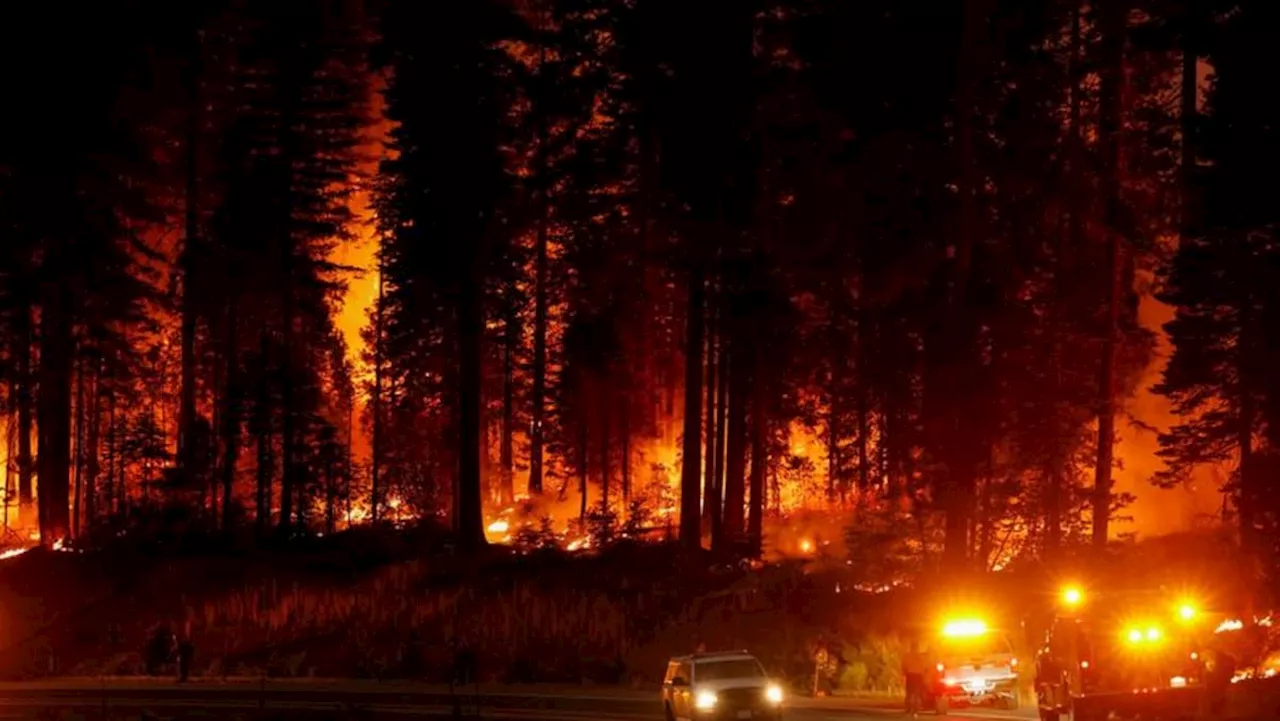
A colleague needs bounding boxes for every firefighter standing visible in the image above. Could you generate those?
[811,641,829,697]
[177,636,195,683]
[902,638,930,716]
[1206,646,1235,716]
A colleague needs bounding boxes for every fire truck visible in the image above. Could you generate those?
[1035,585,1214,721]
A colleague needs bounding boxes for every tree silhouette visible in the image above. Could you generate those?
[1159,0,1280,584]
[377,0,522,550]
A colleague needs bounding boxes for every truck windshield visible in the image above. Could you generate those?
[695,659,766,681]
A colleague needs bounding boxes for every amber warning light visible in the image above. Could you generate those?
[1061,586,1083,607]
[941,619,988,638]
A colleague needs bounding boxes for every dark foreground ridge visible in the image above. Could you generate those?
[0,678,1036,721]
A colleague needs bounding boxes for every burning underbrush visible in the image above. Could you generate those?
[0,513,1260,696]
[0,531,929,690]
[481,481,680,552]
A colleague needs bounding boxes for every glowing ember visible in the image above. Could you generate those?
[1216,619,1244,634]
[0,547,30,561]
[488,519,510,535]
[799,538,814,554]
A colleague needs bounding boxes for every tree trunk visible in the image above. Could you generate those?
[827,303,843,501]
[975,480,996,569]
[73,357,84,538]
[278,91,300,539]
[679,267,705,550]
[5,372,14,531]
[221,300,239,533]
[255,329,272,537]
[37,284,73,544]
[1093,0,1127,547]
[529,47,551,499]
[769,456,781,515]
[480,411,493,503]
[721,339,748,549]
[703,284,718,526]
[621,397,631,504]
[105,383,117,519]
[1046,468,1063,554]
[1238,394,1255,611]
[456,249,487,552]
[371,269,384,523]
[601,395,610,510]
[115,397,126,515]
[827,372,839,503]
[279,295,295,537]
[941,0,989,566]
[325,454,336,535]
[711,333,728,546]
[179,61,200,479]
[1180,2,1198,248]
[345,400,353,526]
[1237,287,1257,602]
[501,298,516,504]
[86,360,100,532]
[578,411,589,522]
[855,305,870,494]
[1044,2,1085,560]
[15,305,33,519]
[1048,2,1084,559]
[882,376,900,499]
[748,351,766,556]
[294,440,306,533]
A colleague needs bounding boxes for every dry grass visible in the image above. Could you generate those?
[0,543,904,691]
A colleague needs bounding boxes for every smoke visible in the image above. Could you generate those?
[1113,274,1223,538]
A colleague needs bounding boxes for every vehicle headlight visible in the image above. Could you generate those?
[695,690,718,710]
[765,684,784,704]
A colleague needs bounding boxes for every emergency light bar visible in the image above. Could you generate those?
[942,619,988,638]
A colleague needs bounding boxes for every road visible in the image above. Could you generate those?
[0,679,1036,721]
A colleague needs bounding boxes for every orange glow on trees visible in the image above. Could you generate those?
[0,0,1236,562]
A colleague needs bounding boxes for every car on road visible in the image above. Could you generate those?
[662,650,785,721]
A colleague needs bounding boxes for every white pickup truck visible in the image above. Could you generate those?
[661,650,786,721]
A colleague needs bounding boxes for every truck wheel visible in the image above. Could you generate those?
[934,695,949,715]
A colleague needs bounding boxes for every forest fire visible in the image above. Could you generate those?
[0,0,1267,628]
[4,3,1280,715]
[486,517,513,544]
